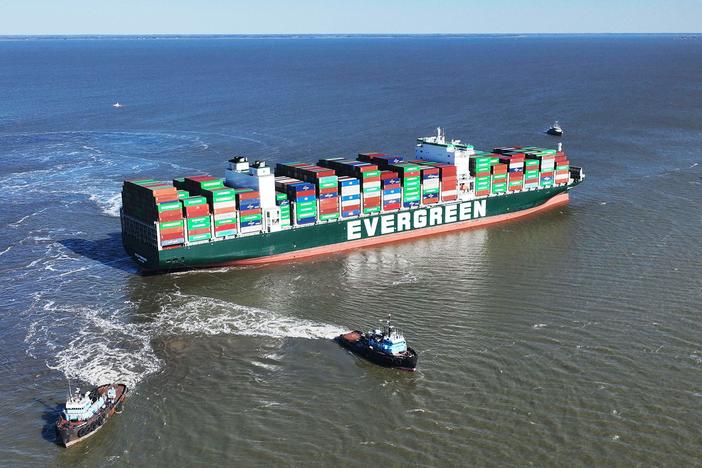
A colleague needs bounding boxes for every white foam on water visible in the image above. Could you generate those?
[532,324,548,329]
[25,291,345,391]
[153,292,346,340]
[27,302,162,390]
[90,192,122,217]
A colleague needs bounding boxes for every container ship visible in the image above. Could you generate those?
[120,129,584,272]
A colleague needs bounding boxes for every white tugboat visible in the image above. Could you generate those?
[546,121,563,136]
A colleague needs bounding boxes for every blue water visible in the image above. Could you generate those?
[0,35,701,466]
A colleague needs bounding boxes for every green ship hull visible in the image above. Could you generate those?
[121,184,577,273]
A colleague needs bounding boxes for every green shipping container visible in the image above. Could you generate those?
[240,214,263,223]
[159,220,184,230]
[187,216,211,227]
[183,196,207,207]
[319,213,339,221]
[318,176,338,189]
[361,170,381,178]
[200,179,225,190]
[188,233,212,242]
[177,190,190,199]
[276,192,288,201]
[363,206,381,214]
[214,218,236,227]
[157,201,182,213]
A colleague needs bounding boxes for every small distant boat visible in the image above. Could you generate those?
[112,102,123,108]
[56,383,127,447]
[334,317,418,371]
[546,121,563,136]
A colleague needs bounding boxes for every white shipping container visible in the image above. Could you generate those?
[383,193,401,201]
[213,200,237,209]
[341,186,361,196]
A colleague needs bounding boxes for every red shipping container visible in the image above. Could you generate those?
[319,198,338,206]
[184,204,210,217]
[492,164,508,175]
[215,223,237,232]
[318,186,338,195]
[475,190,490,197]
[383,183,401,190]
[236,191,260,200]
[187,227,211,235]
[239,208,262,217]
[508,173,523,180]
[381,171,399,180]
[158,210,183,222]
[160,231,185,241]
[402,171,421,178]
[295,189,316,198]
[442,194,458,201]
[383,203,401,210]
[422,198,439,205]
[359,164,379,172]
[524,178,539,184]
[160,226,184,236]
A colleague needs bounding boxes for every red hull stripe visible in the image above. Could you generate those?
[219,193,569,266]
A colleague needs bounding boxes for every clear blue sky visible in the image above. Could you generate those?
[1,0,698,35]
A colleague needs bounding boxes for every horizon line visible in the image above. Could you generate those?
[0,32,699,38]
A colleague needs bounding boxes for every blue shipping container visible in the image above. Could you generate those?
[339,178,360,187]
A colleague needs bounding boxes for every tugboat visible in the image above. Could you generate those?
[56,383,127,447]
[546,121,563,136]
[335,316,418,371]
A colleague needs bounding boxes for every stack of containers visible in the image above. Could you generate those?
[500,153,525,192]
[275,177,317,225]
[523,159,540,189]
[275,192,291,227]
[490,163,507,195]
[317,176,340,222]
[470,155,493,197]
[200,187,238,238]
[318,159,381,214]
[121,179,185,247]
[537,151,556,188]
[420,166,440,205]
[422,161,458,201]
[389,163,421,208]
[181,195,212,243]
[233,188,263,234]
[338,176,361,217]
[554,152,570,185]
[380,171,401,211]
[276,163,339,221]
